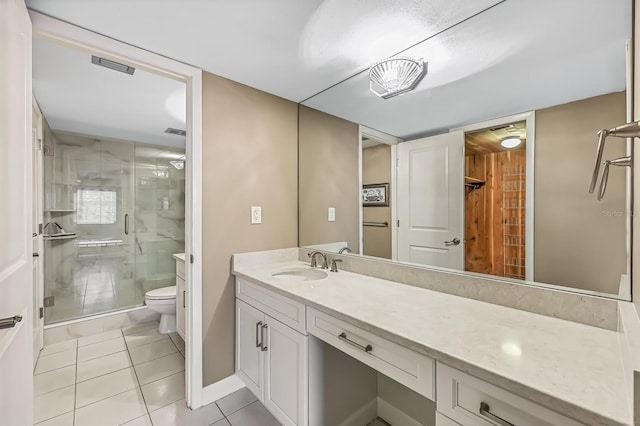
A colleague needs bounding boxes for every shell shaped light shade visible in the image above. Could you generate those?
[369,57,426,99]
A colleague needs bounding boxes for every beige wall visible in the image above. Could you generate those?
[298,105,359,251]
[535,92,626,294]
[201,72,298,386]
[362,144,392,259]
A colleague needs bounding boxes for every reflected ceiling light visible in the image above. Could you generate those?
[501,341,522,357]
[170,155,186,170]
[165,89,187,124]
[501,136,522,149]
[369,56,426,99]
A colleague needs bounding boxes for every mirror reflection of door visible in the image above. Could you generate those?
[396,132,465,269]
[464,121,527,279]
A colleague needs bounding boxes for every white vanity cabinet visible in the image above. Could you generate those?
[175,255,186,339]
[236,279,308,426]
[436,363,583,426]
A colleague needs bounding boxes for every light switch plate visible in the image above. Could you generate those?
[251,206,262,224]
[328,207,336,222]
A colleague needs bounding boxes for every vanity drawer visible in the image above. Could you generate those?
[236,277,306,334]
[176,258,185,279]
[436,363,582,426]
[306,307,435,400]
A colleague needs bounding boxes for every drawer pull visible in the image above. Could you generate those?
[479,402,515,426]
[256,321,263,348]
[338,332,372,353]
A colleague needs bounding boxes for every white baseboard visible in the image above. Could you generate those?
[377,397,423,426]
[200,374,246,407]
[338,398,377,426]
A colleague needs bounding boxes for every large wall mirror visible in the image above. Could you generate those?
[298,0,633,300]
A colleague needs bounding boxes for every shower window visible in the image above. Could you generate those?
[75,188,117,224]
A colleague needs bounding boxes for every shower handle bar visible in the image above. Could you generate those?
[597,156,632,201]
[590,121,640,194]
[124,214,129,235]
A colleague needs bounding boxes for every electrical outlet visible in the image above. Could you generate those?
[251,206,262,224]
[328,207,336,222]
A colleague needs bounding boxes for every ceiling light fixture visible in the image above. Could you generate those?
[501,136,522,149]
[369,56,426,99]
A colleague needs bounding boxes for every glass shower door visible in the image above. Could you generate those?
[133,143,185,300]
[43,134,136,323]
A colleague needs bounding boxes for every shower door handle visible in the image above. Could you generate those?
[124,214,129,235]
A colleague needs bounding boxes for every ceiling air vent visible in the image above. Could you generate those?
[91,56,135,75]
[165,128,186,136]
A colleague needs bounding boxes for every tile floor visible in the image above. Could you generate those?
[34,321,281,426]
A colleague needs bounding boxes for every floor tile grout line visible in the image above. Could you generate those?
[73,384,142,413]
[124,329,152,417]
[77,334,126,348]
[75,364,132,385]
[33,361,77,377]
[73,338,78,425]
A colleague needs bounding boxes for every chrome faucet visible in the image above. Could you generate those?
[308,251,328,269]
[330,258,343,272]
[338,247,352,254]
[589,121,638,200]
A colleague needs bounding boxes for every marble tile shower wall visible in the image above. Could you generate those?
[43,132,185,324]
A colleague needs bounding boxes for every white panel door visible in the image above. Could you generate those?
[236,299,264,399]
[0,0,34,424]
[263,315,308,426]
[397,131,464,269]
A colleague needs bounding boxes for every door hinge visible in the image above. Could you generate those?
[43,296,55,308]
[190,254,194,264]
[39,307,44,319]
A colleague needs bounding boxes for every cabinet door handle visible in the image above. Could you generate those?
[479,402,515,426]
[124,214,129,235]
[183,290,186,309]
[255,321,263,349]
[261,324,268,352]
[338,332,372,353]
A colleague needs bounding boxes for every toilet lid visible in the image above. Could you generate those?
[146,285,176,300]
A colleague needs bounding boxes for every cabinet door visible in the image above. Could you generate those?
[176,276,186,339]
[264,315,308,426]
[236,299,265,399]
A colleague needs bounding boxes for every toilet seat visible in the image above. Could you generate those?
[145,285,176,301]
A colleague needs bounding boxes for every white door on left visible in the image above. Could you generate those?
[0,0,34,424]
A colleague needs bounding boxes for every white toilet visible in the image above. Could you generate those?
[144,285,177,334]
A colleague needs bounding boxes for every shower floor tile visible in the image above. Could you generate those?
[34,322,280,425]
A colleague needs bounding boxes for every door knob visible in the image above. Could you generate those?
[0,315,22,330]
[444,238,461,246]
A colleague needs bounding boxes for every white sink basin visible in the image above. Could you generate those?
[272,267,328,281]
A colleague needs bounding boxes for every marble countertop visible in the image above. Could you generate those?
[172,253,185,262]
[233,260,632,426]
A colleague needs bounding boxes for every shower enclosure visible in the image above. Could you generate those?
[43,129,185,324]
